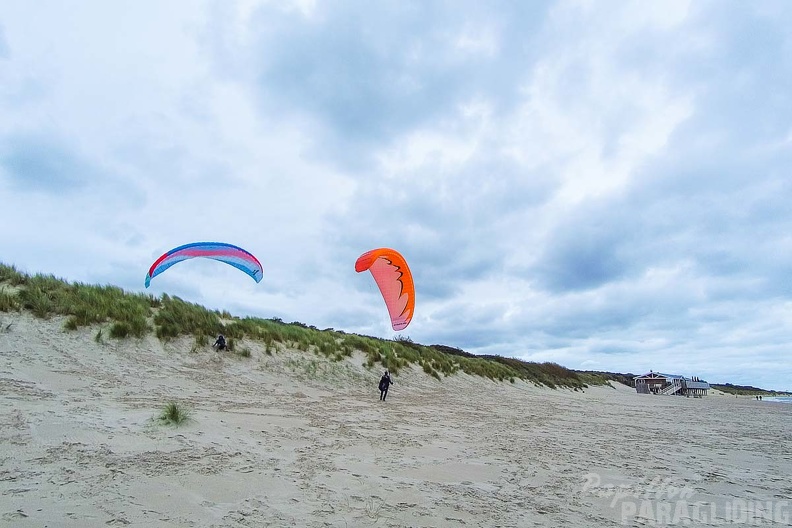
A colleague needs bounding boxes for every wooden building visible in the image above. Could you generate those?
[634,371,710,397]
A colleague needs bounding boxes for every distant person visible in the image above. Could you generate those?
[213,334,226,351]
[379,371,393,401]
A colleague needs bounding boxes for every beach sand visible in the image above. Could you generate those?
[1,312,790,527]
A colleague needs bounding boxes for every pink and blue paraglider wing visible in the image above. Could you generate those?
[145,242,263,288]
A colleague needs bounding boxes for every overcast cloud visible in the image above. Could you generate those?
[1,0,791,391]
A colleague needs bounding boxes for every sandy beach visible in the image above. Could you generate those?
[1,311,790,527]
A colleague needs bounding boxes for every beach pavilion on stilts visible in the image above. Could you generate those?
[634,371,710,397]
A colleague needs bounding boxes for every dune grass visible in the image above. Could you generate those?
[2,266,154,337]
[285,356,369,387]
[0,262,608,389]
[0,264,27,286]
[157,401,191,426]
[710,383,792,397]
[0,290,20,312]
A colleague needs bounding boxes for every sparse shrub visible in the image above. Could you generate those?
[236,347,251,358]
[95,328,104,343]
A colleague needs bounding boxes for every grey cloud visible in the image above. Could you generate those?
[0,134,92,193]
[534,228,628,292]
[628,139,792,300]
[530,201,635,293]
[657,5,792,148]
[210,2,553,162]
[326,156,557,303]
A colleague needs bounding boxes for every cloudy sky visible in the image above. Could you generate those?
[2,1,791,391]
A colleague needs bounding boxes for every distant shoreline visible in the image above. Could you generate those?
[762,396,792,403]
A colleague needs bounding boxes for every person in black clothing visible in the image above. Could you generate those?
[213,334,226,351]
[379,371,393,401]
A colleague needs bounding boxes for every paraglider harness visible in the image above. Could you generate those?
[213,334,226,351]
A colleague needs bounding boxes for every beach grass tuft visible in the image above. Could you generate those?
[0,290,20,312]
[0,263,28,285]
[64,316,80,330]
[158,402,191,426]
[20,286,55,318]
[109,321,131,338]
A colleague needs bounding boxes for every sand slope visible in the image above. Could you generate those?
[1,312,790,527]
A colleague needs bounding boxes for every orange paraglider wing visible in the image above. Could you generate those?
[355,248,415,331]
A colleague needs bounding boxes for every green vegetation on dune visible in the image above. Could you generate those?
[0,290,19,311]
[157,402,191,426]
[1,266,156,337]
[0,262,608,389]
[711,383,792,397]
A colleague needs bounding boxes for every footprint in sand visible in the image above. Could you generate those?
[2,510,28,520]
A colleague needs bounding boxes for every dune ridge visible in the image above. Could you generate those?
[0,264,610,389]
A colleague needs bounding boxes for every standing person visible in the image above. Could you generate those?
[379,371,393,401]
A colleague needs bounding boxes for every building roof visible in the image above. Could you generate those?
[633,372,709,384]
[634,372,686,380]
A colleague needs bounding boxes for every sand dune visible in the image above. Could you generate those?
[1,312,790,527]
